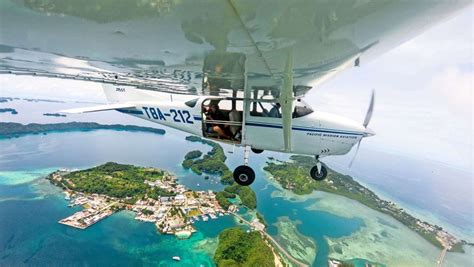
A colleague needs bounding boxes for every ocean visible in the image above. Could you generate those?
[0,99,473,266]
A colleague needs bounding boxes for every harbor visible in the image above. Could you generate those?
[49,167,234,238]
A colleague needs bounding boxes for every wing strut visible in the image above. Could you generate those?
[227,0,275,79]
[280,50,294,152]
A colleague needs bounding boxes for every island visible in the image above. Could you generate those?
[182,136,257,210]
[0,97,14,103]
[264,155,465,252]
[48,161,283,266]
[48,162,229,238]
[0,108,18,114]
[0,122,165,139]
[214,227,278,267]
[43,112,67,117]
[182,136,296,266]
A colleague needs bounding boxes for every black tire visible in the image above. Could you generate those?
[251,148,264,154]
[310,165,327,181]
[233,165,255,186]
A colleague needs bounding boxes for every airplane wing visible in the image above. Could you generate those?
[0,0,470,97]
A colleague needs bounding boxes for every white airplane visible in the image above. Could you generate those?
[61,84,375,185]
[1,0,470,185]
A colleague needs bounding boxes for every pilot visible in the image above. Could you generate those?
[206,103,230,139]
[268,103,281,118]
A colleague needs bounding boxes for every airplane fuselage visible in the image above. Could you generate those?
[117,96,371,157]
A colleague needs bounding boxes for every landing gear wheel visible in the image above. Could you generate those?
[251,148,264,154]
[310,165,327,181]
[233,165,255,186]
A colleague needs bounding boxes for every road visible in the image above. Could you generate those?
[232,212,309,267]
[436,247,448,267]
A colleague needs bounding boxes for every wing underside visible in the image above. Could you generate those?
[0,0,470,97]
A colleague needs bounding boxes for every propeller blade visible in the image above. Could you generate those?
[349,139,362,168]
[363,90,375,128]
[351,90,374,167]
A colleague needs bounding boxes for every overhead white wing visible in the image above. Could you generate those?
[0,0,470,96]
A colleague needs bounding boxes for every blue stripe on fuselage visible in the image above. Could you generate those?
[116,108,144,115]
[246,121,363,136]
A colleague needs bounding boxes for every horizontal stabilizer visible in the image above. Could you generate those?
[59,103,137,114]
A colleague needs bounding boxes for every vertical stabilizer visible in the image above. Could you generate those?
[102,84,156,103]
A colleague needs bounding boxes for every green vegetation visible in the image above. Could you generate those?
[182,136,229,177]
[224,184,257,209]
[264,155,461,251]
[214,227,274,267]
[216,192,232,210]
[450,242,465,253]
[0,108,18,114]
[58,162,174,201]
[141,209,154,216]
[184,150,203,160]
[182,136,257,209]
[183,136,257,210]
[256,212,267,227]
[0,122,165,139]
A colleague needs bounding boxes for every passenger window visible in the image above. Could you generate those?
[250,101,281,118]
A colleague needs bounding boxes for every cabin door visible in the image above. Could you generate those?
[244,100,285,151]
[201,98,243,144]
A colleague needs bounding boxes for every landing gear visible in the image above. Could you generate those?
[233,165,255,186]
[310,156,327,181]
[251,148,264,154]
[233,146,256,186]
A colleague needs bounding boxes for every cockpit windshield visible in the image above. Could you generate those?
[293,99,314,118]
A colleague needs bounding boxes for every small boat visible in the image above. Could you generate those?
[172,256,181,261]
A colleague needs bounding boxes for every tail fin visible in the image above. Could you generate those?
[103,84,156,103]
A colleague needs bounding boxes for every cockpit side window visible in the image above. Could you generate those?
[185,98,199,108]
[293,100,314,118]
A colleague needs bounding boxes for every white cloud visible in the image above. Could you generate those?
[0,74,104,103]
[430,67,473,115]
[306,8,473,170]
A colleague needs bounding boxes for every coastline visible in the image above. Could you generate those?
[46,164,228,239]
[1,121,471,265]
[0,122,165,139]
[263,156,467,252]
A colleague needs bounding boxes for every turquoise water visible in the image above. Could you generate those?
[0,130,364,266]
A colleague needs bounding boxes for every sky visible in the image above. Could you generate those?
[306,7,473,172]
[1,7,472,171]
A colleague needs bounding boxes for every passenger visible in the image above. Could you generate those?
[268,103,281,118]
[206,103,230,139]
[228,108,242,141]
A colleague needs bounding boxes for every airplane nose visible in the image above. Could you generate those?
[363,127,376,137]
